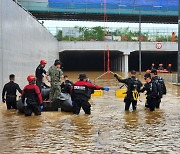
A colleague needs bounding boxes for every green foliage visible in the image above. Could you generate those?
[56,26,175,42]
[156,35,168,42]
[56,30,63,41]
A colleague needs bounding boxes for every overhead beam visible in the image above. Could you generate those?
[31,12,178,24]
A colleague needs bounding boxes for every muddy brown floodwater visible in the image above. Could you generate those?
[0,72,180,153]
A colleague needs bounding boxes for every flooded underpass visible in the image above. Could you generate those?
[0,72,180,153]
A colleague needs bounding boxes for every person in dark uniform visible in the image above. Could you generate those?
[151,63,156,72]
[114,70,142,111]
[167,64,172,73]
[61,75,73,94]
[139,73,158,112]
[72,74,109,115]
[158,64,164,70]
[2,74,22,109]
[151,69,166,108]
[21,75,43,116]
[35,59,47,92]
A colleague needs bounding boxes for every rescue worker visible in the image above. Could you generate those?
[72,74,109,115]
[146,70,151,74]
[46,59,63,101]
[2,74,22,109]
[61,75,73,94]
[21,75,43,116]
[114,70,142,111]
[139,73,158,112]
[158,63,164,70]
[35,59,47,92]
[151,63,156,72]
[167,64,172,73]
[151,69,166,108]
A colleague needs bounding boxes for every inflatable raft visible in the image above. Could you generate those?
[17,88,73,113]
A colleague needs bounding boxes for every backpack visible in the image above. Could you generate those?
[153,80,162,98]
[157,76,166,95]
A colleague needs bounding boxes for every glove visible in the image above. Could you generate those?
[40,105,44,110]
[2,98,5,103]
[103,87,109,92]
[114,73,118,78]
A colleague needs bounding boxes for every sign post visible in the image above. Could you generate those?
[178,0,180,83]
[139,6,142,75]
[177,0,180,83]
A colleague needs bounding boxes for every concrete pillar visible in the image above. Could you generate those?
[124,54,129,73]
[122,54,129,73]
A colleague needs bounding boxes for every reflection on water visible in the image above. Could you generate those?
[0,72,180,153]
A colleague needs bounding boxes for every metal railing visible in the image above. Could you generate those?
[46,26,178,42]
[159,73,178,83]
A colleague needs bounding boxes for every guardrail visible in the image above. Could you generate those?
[160,73,178,83]
[46,26,178,42]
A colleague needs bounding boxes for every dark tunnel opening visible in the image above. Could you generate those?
[129,51,178,71]
[59,50,122,71]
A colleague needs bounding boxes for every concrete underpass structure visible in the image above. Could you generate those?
[59,41,178,72]
[0,0,59,92]
[0,1,179,92]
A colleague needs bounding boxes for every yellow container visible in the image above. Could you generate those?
[91,90,103,96]
[116,89,127,98]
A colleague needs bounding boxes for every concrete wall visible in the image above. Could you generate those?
[0,0,59,92]
[59,41,178,54]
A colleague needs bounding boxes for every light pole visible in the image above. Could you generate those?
[139,6,142,75]
[178,0,180,83]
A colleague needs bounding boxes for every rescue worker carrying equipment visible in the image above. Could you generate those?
[21,75,43,116]
[114,70,142,111]
[72,74,109,115]
[151,69,166,108]
[35,60,47,92]
[139,73,158,112]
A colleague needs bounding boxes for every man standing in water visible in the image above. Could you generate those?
[151,69,166,108]
[21,75,43,116]
[139,73,158,112]
[72,74,109,115]
[114,70,142,111]
[2,74,22,109]
[46,59,63,101]
[35,59,47,92]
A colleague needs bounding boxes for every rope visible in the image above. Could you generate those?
[103,0,110,73]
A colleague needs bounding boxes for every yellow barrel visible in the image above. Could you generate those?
[91,90,103,96]
[116,89,127,98]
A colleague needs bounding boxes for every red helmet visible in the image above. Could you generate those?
[146,70,151,74]
[27,75,36,83]
[40,60,47,65]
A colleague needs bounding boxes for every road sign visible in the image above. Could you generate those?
[156,43,162,49]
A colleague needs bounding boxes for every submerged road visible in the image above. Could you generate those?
[0,72,179,153]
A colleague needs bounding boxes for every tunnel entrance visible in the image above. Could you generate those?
[129,51,178,71]
[59,50,122,71]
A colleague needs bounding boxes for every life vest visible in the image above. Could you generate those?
[127,77,141,100]
[72,85,92,101]
[22,84,41,105]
